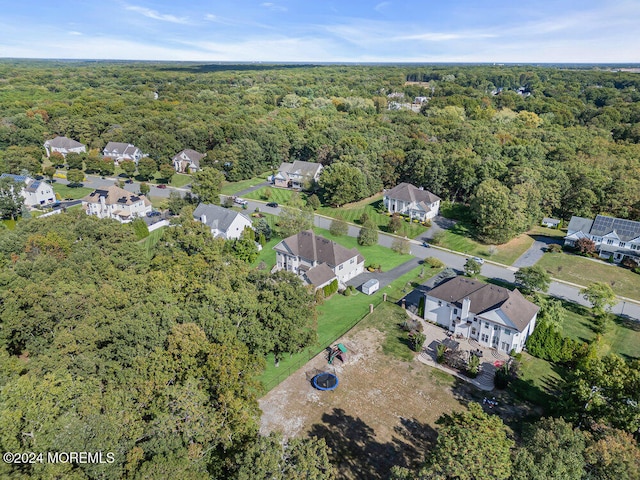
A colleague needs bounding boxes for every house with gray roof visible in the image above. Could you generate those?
[424,276,540,353]
[44,136,86,158]
[103,142,144,165]
[193,203,254,240]
[274,161,323,189]
[172,149,204,173]
[273,230,365,289]
[564,214,640,264]
[383,182,441,221]
[0,173,56,207]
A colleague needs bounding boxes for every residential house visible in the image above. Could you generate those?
[273,230,364,289]
[423,276,540,354]
[383,182,441,221]
[0,173,56,207]
[564,215,640,264]
[102,142,144,165]
[82,185,151,223]
[541,217,561,228]
[274,161,323,189]
[44,136,86,158]
[172,149,204,173]
[193,203,254,240]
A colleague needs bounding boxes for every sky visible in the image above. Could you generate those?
[1,0,639,63]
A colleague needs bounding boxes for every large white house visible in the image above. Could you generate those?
[0,174,56,207]
[44,136,86,158]
[423,276,540,354]
[102,142,144,165]
[82,185,151,223]
[274,161,323,189]
[273,230,364,289]
[564,215,640,264]
[383,182,441,221]
[172,149,204,173]
[192,203,254,240]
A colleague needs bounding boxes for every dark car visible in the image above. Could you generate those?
[266,202,279,208]
[146,211,161,217]
[157,184,167,189]
[422,241,430,248]
[125,179,134,184]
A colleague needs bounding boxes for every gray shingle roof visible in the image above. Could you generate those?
[45,136,85,149]
[303,263,336,287]
[277,161,322,178]
[427,276,539,332]
[274,230,360,267]
[193,203,251,233]
[384,182,440,204]
[173,149,205,168]
[566,216,594,234]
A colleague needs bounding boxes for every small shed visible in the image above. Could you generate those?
[541,217,561,228]
[362,279,380,295]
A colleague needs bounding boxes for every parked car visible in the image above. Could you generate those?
[266,202,279,208]
[146,211,161,217]
[157,184,167,189]
[233,197,248,205]
[125,179,134,184]
[471,256,485,265]
[421,241,430,248]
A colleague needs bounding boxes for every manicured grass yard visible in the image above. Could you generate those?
[510,352,565,409]
[537,251,640,301]
[52,183,93,200]
[221,176,269,196]
[169,173,192,188]
[244,187,294,205]
[140,227,166,257]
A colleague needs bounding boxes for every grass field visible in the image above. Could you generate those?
[244,187,294,204]
[52,183,93,200]
[510,352,565,409]
[537,251,640,300]
[139,227,166,257]
[259,265,432,390]
[169,174,192,188]
[221,176,269,196]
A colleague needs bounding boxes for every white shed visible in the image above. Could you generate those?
[362,279,380,295]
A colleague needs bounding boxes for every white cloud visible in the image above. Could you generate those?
[261,3,287,12]
[374,2,391,13]
[125,5,190,24]
[68,31,83,36]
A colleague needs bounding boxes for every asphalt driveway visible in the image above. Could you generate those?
[512,235,564,268]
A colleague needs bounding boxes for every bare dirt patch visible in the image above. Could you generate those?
[260,328,465,479]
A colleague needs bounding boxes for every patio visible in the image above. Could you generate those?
[407,311,509,391]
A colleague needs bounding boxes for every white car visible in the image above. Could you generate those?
[233,197,248,206]
[471,256,485,265]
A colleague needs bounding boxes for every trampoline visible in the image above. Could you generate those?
[312,372,339,391]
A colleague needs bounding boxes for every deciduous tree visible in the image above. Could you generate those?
[514,265,551,293]
[191,168,225,204]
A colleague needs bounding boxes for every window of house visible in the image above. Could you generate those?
[438,301,442,306]
[453,308,458,315]
[484,323,489,329]
[607,239,614,245]
[473,317,478,322]
[350,258,355,264]
[494,325,499,331]
[471,328,477,335]
[339,265,343,270]
[620,242,626,248]
[505,329,511,335]
[481,334,489,342]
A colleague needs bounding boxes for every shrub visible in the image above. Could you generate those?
[322,279,339,298]
[391,237,410,254]
[436,343,446,363]
[546,243,562,253]
[526,320,581,363]
[329,217,349,236]
[466,354,480,378]
[343,285,356,296]
[431,231,446,245]
[408,331,426,352]
[424,256,445,268]
[131,218,149,240]
[417,296,425,318]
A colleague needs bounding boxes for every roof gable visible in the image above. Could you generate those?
[193,203,252,232]
[275,230,359,267]
[384,182,440,204]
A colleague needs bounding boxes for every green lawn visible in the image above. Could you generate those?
[313,227,412,271]
[244,187,294,204]
[510,352,565,409]
[139,227,166,257]
[537,252,640,300]
[52,183,93,200]
[259,265,436,391]
[221,176,269,196]
[169,173,192,188]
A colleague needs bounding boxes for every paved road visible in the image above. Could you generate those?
[512,235,563,268]
[55,174,188,199]
[221,198,640,321]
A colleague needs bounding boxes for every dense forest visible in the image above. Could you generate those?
[2,61,640,243]
[1,62,640,478]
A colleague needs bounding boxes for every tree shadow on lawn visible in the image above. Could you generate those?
[308,408,437,480]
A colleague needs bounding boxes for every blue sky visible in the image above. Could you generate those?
[1,1,639,62]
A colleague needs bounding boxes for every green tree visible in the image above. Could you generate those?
[470,179,525,244]
[137,157,157,180]
[65,152,84,170]
[254,218,272,242]
[357,219,378,246]
[329,217,349,236]
[191,168,225,204]
[66,169,84,185]
[100,158,115,176]
[0,177,23,220]
[583,425,640,480]
[278,207,313,238]
[139,182,150,196]
[226,227,259,263]
[120,160,136,178]
[319,162,368,206]
[419,402,514,480]
[84,152,102,173]
[388,213,403,233]
[512,417,586,480]
[464,258,481,277]
[306,193,321,210]
[580,282,617,315]
[43,165,56,182]
[514,265,551,293]
[159,163,175,182]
